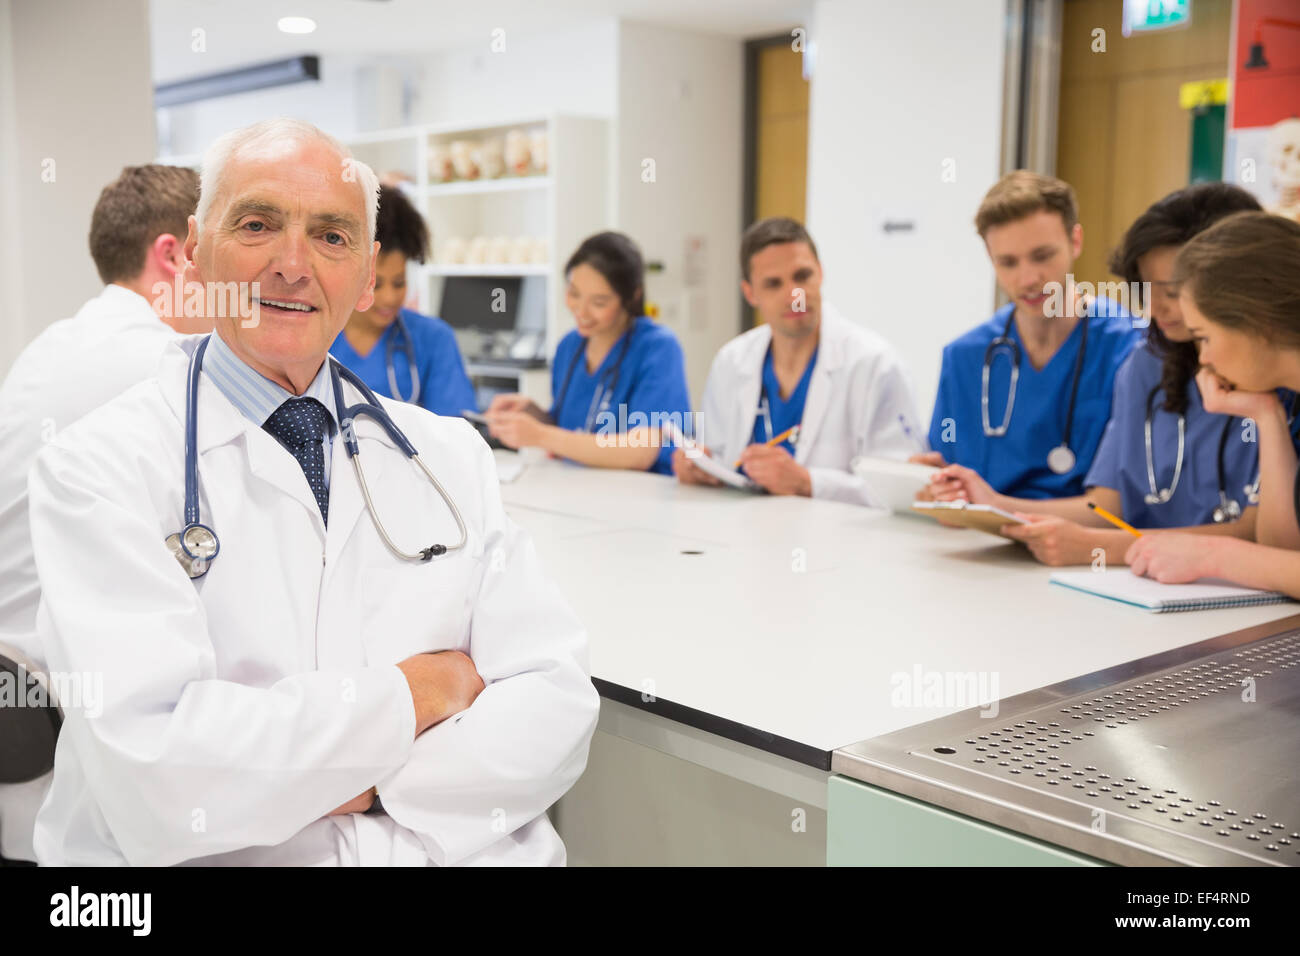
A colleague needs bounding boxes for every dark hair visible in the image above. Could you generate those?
[740,217,819,280]
[1175,211,1300,347]
[564,231,645,316]
[88,164,200,284]
[375,184,429,263]
[1110,184,1262,414]
[975,170,1078,237]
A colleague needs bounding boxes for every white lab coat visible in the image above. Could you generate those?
[0,285,176,863]
[27,335,599,866]
[696,303,924,506]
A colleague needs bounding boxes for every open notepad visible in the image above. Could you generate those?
[660,422,760,492]
[1050,570,1292,613]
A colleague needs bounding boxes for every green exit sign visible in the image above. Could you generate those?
[1123,0,1192,37]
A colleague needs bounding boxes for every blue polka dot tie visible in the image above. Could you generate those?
[263,397,332,525]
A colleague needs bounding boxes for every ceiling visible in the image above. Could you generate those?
[151,0,814,82]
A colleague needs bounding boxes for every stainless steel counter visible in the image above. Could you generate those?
[833,614,1300,866]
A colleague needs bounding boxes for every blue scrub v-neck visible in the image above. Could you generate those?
[750,345,818,455]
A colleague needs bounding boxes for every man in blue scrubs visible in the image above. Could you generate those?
[329,185,476,417]
[920,171,1140,499]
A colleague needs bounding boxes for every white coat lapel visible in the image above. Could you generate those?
[793,308,845,465]
[731,326,770,459]
[158,339,323,531]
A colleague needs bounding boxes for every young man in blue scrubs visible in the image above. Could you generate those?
[485,232,691,475]
[918,171,1140,499]
[329,185,476,417]
[930,183,1275,565]
[674,217,924,505]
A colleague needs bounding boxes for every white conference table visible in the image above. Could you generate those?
[495,451,1296,865]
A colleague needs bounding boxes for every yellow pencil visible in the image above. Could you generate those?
[733,425,800,468]
[1088,501,1142,537]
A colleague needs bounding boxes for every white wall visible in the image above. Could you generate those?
[0,0,156,377]
[158,54,365,158]
[160,19,620,159]
[416,19,618,127]
[806,0,1006,426]
[614,20,744,402]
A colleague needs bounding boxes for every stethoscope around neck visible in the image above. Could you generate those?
[384,312,420,404]
[1142,383,1251,523]
[553,320,636,432]
[981,307,1090,475]
[165,335,467,579]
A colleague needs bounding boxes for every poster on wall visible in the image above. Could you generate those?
[1226,0,1300,221]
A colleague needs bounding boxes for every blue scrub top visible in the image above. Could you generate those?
[749,345,818,454]
[329,309,476,418]
[928,298,1140,498]
[1084,343,1259,528]
[550,315,691,476]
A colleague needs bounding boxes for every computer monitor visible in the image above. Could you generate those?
[439,276,522,333]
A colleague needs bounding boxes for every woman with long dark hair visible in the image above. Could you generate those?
[485,231,691,474]
[1128,211,1300,596]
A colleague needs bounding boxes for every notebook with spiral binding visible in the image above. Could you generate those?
[1049,570,1291,613]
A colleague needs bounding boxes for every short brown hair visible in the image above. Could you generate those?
[975,170,1078,238]
[1174,211,1300,349]
[740,217,819,280]
[88,164,200,284]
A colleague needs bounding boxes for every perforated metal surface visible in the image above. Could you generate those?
[833,616,1300,866]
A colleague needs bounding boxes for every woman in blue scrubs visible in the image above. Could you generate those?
[485,232,691,475]
[329,185,476,416]
[930,183,1273,565]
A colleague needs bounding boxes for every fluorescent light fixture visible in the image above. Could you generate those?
[278,16,317,34]
[155,56,320,107]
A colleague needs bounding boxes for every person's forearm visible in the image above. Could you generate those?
[1158,507,1259,540]
[995,494,1089,523]
[539,425,660,470]
[1203,537,1300,599]
[995,491,1111,526]
[1254,407,1300,548]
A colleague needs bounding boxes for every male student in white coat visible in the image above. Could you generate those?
[673,217,924,504]
[0,164,203,865]
[25,118,598,866]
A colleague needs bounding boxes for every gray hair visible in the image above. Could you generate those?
[195,117,379,244]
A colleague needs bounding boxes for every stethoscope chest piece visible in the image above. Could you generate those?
[166,523,219,579]
[1213,495,1242,524]
[1046,444,1076,475]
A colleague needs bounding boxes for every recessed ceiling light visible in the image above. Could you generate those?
[277,16,317,35]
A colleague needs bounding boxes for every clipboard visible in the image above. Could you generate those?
[910,501,1027,536]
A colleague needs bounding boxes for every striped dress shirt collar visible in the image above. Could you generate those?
[200,331,339,433]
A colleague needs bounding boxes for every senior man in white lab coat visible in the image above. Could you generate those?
[673,217,923,505]
[0,164,203,865]
[26,118,598,866]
